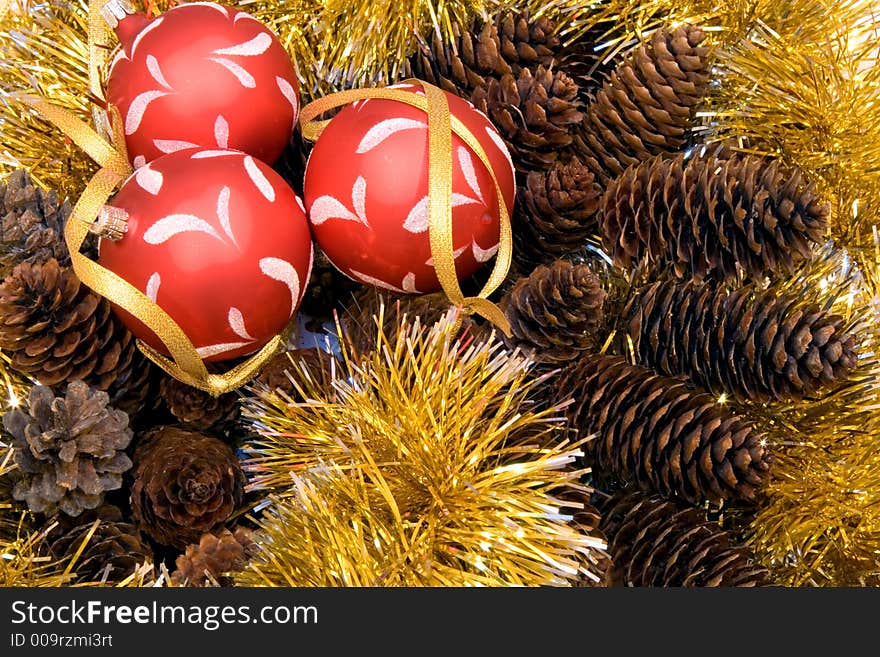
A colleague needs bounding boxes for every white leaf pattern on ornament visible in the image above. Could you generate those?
[457,147,485,204]
[146,55,173,90]
[133,155,146,169]
[125,90,172,135]
[228,307,256,340]
[196,342,253,359]
[216,186,238,247]
[402,193,482,234]
[276,77,298,115]
[234,11,260,24]
[484,126,515,181]
[355,118,427,154]
[259,257,300,313]
[214,115,229,148]
[401,273,419,293]
[129,17,164,59]
[472,240,498,262]
[425,244,467,266]
[192,150,240,159]
[145,272,161,302]
[143,214,224,245]
[135,165,163,195]
[213,32,272,57]
[208,57,256,88]
[244,156,276,201]
[109,49,128,77]
[350,269,406,293]
[154,139,199,154]
[309,176,370,227]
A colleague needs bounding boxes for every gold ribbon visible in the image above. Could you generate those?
[299,80,513,336]
[13,0,288,395]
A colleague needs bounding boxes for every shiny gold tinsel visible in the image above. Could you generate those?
[239,309,606,586]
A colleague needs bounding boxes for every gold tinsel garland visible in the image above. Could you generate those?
[239,309,607,586]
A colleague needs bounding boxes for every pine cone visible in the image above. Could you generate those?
[298,247,361,324]
[556,488,611,586]
[409,12,561,95]
[575,25,711,184]
[340,288,457,354]
[501,260,606,363]
[172,526,256,586]
[626,279,858,402]
[47,505,151,583]
[0,258,155,414]
[600,152,828,281]
[598,489,770,586]
[0,170,72,278]
[158,376,240,433]
[471,66,584,172]
[2,381,133,516]
[558,354,771,504]
[130,426,246,548]
[512,158,602,269]
[254,348,336,398]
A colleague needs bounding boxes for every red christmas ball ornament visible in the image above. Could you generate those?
[302,83,515,294]
[105,1,299,167]
[98,148,313,362]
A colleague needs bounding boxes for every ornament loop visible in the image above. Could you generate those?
[99,0,134,29]
[89,205,129,240]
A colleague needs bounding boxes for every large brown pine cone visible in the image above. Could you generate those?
[558,354,771,504]
[556,488,611,587]
[598,489,770,586]
[501,260,606,363]
[47,505,151,583]
[158,376,240,433]
[409,12,561,95]
[172,526,256,586]
[599,152,828,281]
[626,279,858,402]
[130,426,246,548]
[471,66,584,172]
[512,158,602,269]
[0,170,71,278]
[575,25,711,184]
[2,381,133,516]
[0,259,154,415]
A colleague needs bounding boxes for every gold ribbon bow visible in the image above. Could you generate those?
[299,80,513,336]
[15,0,289,395]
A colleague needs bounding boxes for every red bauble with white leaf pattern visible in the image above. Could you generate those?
[302,83,515,295]
[98,148,313,362]
[106,2,299,167]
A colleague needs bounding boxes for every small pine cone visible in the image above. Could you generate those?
[513,158,602,269]
[0,170,72,278]
[627,279,858,402]
[409,12,560,95]
[340,288,457,354]
[558,354,771,504]
[472,66,584,172]
[254,348,335,398]
[172,526,256,586]
[0,259,155,412]
[47,505,151,583]
[158,376,240,432]
[2,381,133,516]
[130,426,246,548]
[298,247,361,323]
[600,153,828,281]
[598,489,770,586]
[556,488,611,586]
[575,25,710,184]
[501,260,606,363]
